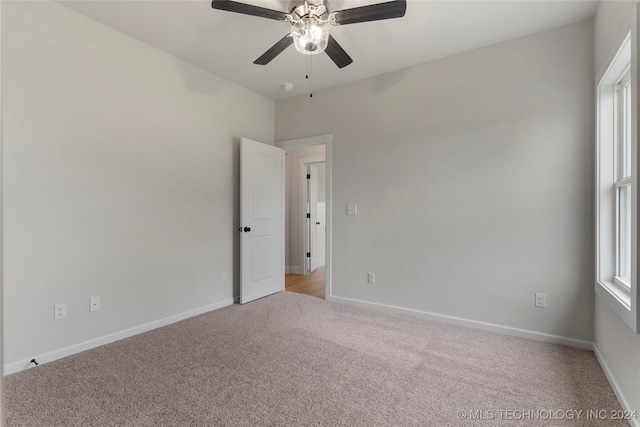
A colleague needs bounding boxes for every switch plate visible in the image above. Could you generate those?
[222,271,228,282]
[90,296,101,312]
[346,204,358,215]
[54,303,67,320]
[535,293,546,308]
[367,272,376,284]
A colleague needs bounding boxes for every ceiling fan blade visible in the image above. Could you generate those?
[331,0,406,25]
[211,0,289,21]
[325,35,353,68]
[254,34,294,65]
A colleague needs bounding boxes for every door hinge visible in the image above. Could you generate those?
[307,252,311,258]
[307,174,311,179]
[306,213,311,219]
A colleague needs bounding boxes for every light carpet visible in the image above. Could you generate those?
[5,292,626,426]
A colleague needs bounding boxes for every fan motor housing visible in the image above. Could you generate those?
[289,0,330,18]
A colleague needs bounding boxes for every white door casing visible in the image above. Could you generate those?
[240,138,284,304]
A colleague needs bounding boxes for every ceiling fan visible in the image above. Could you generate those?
[211,0,407,68]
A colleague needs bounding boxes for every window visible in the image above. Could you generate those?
[596,32,638,331]
[615,67,631,288]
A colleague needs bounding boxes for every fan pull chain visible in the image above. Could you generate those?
[306,55,313,98]
[305,55,308,96]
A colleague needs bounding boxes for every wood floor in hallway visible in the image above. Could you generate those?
[285,266,325,299]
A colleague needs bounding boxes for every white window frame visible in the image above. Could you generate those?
[614,67,632,289]
[596,32,639,332]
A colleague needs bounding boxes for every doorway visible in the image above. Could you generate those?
[277,134,332,300]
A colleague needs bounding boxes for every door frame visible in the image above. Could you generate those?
[277,134,332,299]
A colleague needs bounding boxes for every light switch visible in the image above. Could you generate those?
[346,204,358,215]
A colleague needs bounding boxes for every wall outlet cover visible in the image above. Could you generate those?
[535,293,546,308]
[90,296,101,312]
[54,303,67,320]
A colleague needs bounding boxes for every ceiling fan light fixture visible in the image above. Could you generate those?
[211,0,406,67]
[292,18,329,55]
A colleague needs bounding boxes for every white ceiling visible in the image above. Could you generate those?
[59,0,599,101]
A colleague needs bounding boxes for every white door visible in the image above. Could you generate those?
[314,201,326,270]
[308,164,323,272]
[240,138,284,304]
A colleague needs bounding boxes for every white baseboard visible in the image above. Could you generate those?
[287,266,304,275]
[4,298,236,376]
[310,259,325,272]
[593,344,639,427]
[328,295,594,350]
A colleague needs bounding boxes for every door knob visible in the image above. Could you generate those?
[316,222,321,225]
[243,227,251,232]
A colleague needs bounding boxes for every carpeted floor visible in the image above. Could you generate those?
[5,292,627,426]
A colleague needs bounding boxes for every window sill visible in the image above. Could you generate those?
[596,278,634,330]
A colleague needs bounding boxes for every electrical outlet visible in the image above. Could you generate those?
[90,296,101,312]
[54,303,67,320]
[535,293,546,308]
[346,204,358,215]
[222,271,228,282]
[367,272,376,284]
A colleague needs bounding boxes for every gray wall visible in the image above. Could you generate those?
[316,163,326,204]
[276,19,595,342]
[0,0,4,419]
[3,1,274,368]
[593,1,640,418]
